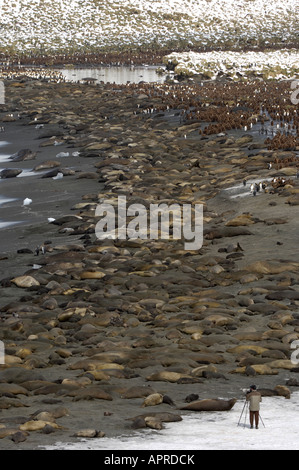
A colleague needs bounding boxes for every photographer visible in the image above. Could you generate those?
[246,385,262,429]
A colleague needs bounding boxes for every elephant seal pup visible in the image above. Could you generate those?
[142,393,163,407]
[144,417,164,430]
[180,398,237,412]
[185,393,199,403]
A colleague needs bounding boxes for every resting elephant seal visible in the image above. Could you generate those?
[180,398,237,412]
[10,149,37,162]
[0,168,22,178]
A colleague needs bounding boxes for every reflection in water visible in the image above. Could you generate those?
[0,220,21,229]
[0,141,10,148]
[0,196,17,205]
[61,65,166,85]
[0,154,11,162]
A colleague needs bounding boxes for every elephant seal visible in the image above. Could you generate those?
[0,168,22,178]
[10,149,37,161]
[34,160,61,171]
[73,429,105,438]
[163,395,175,406]
[10,431,28,443]
[144,417,163,430]
[185,393,199,403]
[121,385,156,399]
[20,420,62,431]
[142,393,163,407]
[180,398,237,412]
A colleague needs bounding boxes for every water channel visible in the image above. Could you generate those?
[60,65,167,84]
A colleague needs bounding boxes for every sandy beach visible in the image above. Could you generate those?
[0,77,298,450]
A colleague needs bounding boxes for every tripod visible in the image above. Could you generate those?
[237,399,266,428]
[237,399,249,428]
[259,412,266,428]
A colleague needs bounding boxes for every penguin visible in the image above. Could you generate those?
[35,244,47,256]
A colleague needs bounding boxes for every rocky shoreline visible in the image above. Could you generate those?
[0,77,298,450]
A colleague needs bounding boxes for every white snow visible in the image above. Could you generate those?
[42,392,299,450]
[0,0,297,55]
[164,49,299,80]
